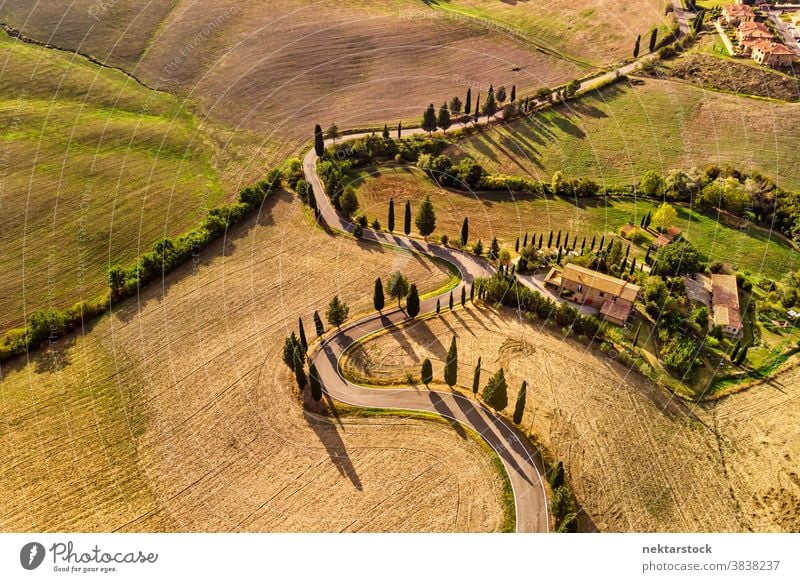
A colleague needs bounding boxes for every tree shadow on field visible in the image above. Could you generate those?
[303,411,363,491]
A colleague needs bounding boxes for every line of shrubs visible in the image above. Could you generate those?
[0,168,284,363]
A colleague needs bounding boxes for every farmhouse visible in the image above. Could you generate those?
[711,274,744,338]
[737,21,772,44]
[751,40,794,67]
[550,263,640,326]
[723,4,756,26]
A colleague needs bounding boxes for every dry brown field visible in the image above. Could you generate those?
[0,193,507,532]
[343,305,800,532]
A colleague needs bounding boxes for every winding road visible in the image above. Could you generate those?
[303,130,551,532]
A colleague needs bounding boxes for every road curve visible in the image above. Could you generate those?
[303,129,550,533]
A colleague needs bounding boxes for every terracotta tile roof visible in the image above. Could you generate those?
[753,40,794,55]
[724,4,755,17]
[652,235,671,248]
[711,274,742,330]
[600,299,634,322]
[738,21,770,33]
[561,264,640,302]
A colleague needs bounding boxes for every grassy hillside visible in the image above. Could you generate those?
[0,31,226,332]
[447,77,800,192]
[353,165,798,278]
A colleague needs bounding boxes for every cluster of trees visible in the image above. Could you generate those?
[548,461,578,532]
[373,272,421,318]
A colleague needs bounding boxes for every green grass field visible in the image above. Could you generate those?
[447,78,800,192]
[354,165,798,278]
[0,32,228,332]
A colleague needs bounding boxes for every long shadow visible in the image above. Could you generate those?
[427,392,467,440]
[450,392,533,485]
[303,410,363,491]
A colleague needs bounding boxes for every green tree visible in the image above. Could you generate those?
[437,103,452,132]
[465,87,472,115]
[496,85,507,103]
[283,332,302,371]
[422,103,438,133]
[450,95,462,114]
[510,85,516,103]
[406,284,420,318]
[639,170,666,198]
[421,358,433,387]
[649,28,658,52]
[373,278,385,312]
[472,357,482,395]
[415,195,437,238]
[309,363,322,402]
[397,122,402,139]
[483,85,497,118]
[633,35,641,58]
[340,187,359,218]
[314,124,324,157]
[461,286,466,307]
[108,265,127,298]
[436,298,441,314]
[388,271,410,307]
[473,239,484,256]
[326,122,339,143]
[449,291,454,310]
[293,349,307,390]
[388,198,395,232]
[404,201,412,235]
[652,202,677,231]
[482,368,508,411]
[313,310,324,336]
[444,336,458,387]
[298,317,308,354]
[489,237,500,261]
[547,230,554,248]
[326,295,349,329]
[461,217,469,247]
[513,380,527,424]
[473,93,481,122]
[382,124,390,139]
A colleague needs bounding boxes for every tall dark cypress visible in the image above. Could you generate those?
[309,363,322,401]
[515,237,520,253]
[314,124,324,157]
[298,317,308,354]
[473,93,480,123]
[373,278,385,312]
[461,286,466,307]
[397,122,402,139]
[313,310,324,337]
[444,336,458,388]
[461,217,469,247]
[523,233,528,248]
[449,291,454,311]
[465,87,472,115]
[510,85,516,103]
[388,198,395,232]
[404,201,411,235]
[547,230,553,248]
[590,235,596,252]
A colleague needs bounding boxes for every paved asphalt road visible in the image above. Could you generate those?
[303,130,551,533]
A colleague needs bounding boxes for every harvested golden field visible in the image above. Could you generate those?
[428,0,672,67]
[0,193,507,532]
[448,77,800,191]
[343,305,800,532]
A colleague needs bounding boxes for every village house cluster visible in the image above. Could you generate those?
[721,3,794,67]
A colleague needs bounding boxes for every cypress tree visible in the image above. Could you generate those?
[649,28,658,52]
[397,122,402,139]
[515,237,520,253]
[404,201,412,235]
[599,235,605,252]
[469,285,474,301]
[581,237,586,254]
[557,246,563,263]
[314,124,324,157]
[461,286,466,307]
[625,244,631,259]
[415,195,436,238]
[406,284,420,318]
[630,257,637,275]
[293,350,307,390]
[283,332,301,371]
[538,233,543,249]
[644,246,652,263]
[590,235,596,252]
[730,341,741,361]
[556,230,562,248]
[374,278,385,312]
[422,103,438,133]
[523,232,529,248]
[620,257,628,274]
[489,237,500,261]
[510,85,516,103]
[437,103,452,132]
[572,236,577,251]
[473,93,480,123]
[472,357,481,395]
[382,124,390,139]
[513,380,527,424]
[449,291,454,310]
[484,85,497,118]
[436,298,441,314]
[298,317,308,354]
[309,363,323,401]
[633,35,641,58]
[461,217,469,247]
[421,358,433,387]
[563,233,569,249]
[465,87,472,115]
[547,230,553,248]
[388,198,395,232]
[444,336,458,387]
[313,310,324,337]
[482,368,508,411]
[736,345,749,365]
